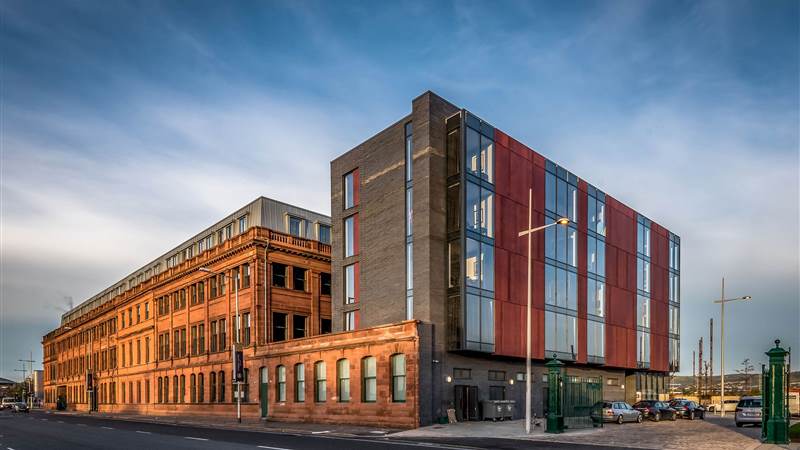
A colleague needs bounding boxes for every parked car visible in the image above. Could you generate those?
[707,399,739,413]
[669,399,705,420]
[1,397,16,410]
[735,396,762,427]
[633,400,678,421]
[11,402,29,413]
[592,401,643,424]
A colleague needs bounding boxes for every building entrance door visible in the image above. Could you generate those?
[454,385,479,421]
[90,389,98,412]
[259,367,268,418]
[56,385,67,410]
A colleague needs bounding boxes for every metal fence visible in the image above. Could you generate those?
[562,375,603,429]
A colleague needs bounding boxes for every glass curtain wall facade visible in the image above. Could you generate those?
[405,122,414,320]
[446,111,495,352]
[586,185,606,363]
[544,161,579,360]
[668,233,681,372]
[636,215,651,368]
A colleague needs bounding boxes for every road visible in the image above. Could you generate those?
[0,409,633,450]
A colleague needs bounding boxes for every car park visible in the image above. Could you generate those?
[11,402,29,413]
[593,401,643,424]
[669,399,705,420]
[633,400,678,421]
[735,396,762,427]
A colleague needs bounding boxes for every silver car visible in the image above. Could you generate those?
[594,401,643,424]
[735,396,762,427]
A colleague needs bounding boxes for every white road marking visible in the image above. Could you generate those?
[40,418,48,421]
[101,426,114,430]
[136,431,151,434]
[257,446,291,450]
[185,437,209,441]
[77,423,87,427]
[310,430,330,434]
[8,447,16,450]
[57,420,64,423]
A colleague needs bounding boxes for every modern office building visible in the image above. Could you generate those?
[41,198,424,428]
[331,91,680,423]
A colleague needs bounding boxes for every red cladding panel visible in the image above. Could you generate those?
[604,195,637,370]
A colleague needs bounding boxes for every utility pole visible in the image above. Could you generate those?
[692,350,696,394]
[20,353,36,408]
[14,363,27,403]
[709,319,714,395]
[698,337,704,397]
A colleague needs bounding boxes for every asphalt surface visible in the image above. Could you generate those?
[0,409,636,450]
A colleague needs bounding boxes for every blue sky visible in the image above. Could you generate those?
[1,0,798,380]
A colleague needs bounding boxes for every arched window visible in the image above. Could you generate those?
[190,374,196,403]
[218,371,225,402]
[276,365,286,402]
[391,354,406,402]
[337,359,350,402]
[172,375,178,403]
[314,361,326,402]
[294,363,305,402]
[198,373,204,403]
[180,375,186,403]
[158,377,163,403]
[361,356,376,402]
[209,372,216,403]
[164,376,169,403]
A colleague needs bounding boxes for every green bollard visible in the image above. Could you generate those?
[763,340,790,445]
[545,354,564,434]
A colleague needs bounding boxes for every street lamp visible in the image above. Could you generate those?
[713,277,752,417]
[518,187,570,434]
[199,267,242,423]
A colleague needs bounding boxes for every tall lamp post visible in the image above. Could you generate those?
[518,187,569,434]
[713,277,752,417]
[200,267,241,423]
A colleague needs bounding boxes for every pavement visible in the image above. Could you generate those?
[393,414,800,450]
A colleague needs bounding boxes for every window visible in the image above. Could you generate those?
[145,337,150,362]
[210,372,216,402]
[242,264,250,288]
[238,215,248,234]
[344,171,356,209]
[158,377,163,403]
[336,359,350,402]
[272,312,287,342]
[218,371,225,402]
[190,374,196,403]
[391,354,406,402]
[638,331,651,366]
[587,320,605,358]
[465,292,494,352]
[344,215,356,257]
[198,373,204,403]
[172,376,178,403]
[276,365,286,402]
[198,281,205,303]
[320,318,331,334]
[320,273,331,296]
[295,363,305,402]
[637,295,650,328]
[587,278,605,317]
[637,258,650,293]
[272,263,287,288]
[361,357,376,402]
[198,324,204,353]
[344,264,356,304]
[288,215,303,237]
[242,312,251,346]
[292,315,306,339]
[453,368,471,380]
[465,182,494,238]
[344,311,355,331]
[587,236,605,277]
[545,310,577,358]
[292,267,306,291]
[488,370,506,382]
[136,305,141,323]
[210,321,218,352]
[544,265,578,311]
[219,318,226,350]
[318,224,331,244]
